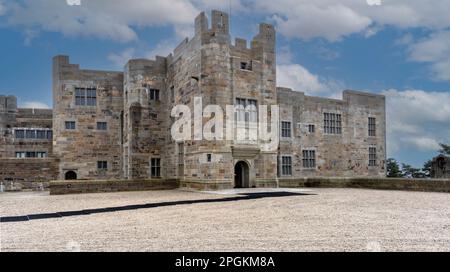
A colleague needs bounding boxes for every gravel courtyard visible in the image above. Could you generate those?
[1,188,449,252]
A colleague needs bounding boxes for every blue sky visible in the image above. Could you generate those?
[0,0,449,168]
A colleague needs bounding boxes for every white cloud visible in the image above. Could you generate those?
[108,48,135,68]
[3,0,199,42]
[107,39,178,67]
[407,31,450,81]
[0,1,6,16]
[270,3,372,42]
[250,0,450,41]
[21,101,50,109]
[277,63,344,98]
[383,89,450,155]
[145,40,177,58]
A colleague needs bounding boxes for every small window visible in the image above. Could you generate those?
[369,147,377,167]
[281,122,292,138]
[26,152,36,158]
[15,130,25,139]
[26,130,36,139]
[149,89,160,101]
[150,113,158,119]
[151,158,161,178]
[15,152,26,158]
[97,122,107,131]
[207,154,212,163]
[97,161,108,170]
[65,121,76,130]
[369,117,376,137]
[170,87,175,103]
[281,156,293,176]
[178,143,185,178]
[47,130,53,139]
[36,130,46,139]
[302,150,316,169]
[240,61,252,71]
[36,152,47,158]
[308,125,315,134]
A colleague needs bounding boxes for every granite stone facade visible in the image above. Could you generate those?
[431,155,450,179]
[1,10,386,191]
[0,96,57,190]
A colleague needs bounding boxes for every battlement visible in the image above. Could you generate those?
[195,10,229,36]
[0,95,18,113]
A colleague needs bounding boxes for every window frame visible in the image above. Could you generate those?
[281,155,293,176]
[96,121,108,131]
[151,158,162,178]
[281,121,292,138]
[149,89,160,101]
[97,161,108,170]
[368,117,376,137]
[14,129,25,139]
[324,113,342,135]
[65,121,76,130]
[302,150,316,169]
[369,147,377,167]
[75,87,97,107]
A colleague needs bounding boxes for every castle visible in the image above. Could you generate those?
[0,11,386,191]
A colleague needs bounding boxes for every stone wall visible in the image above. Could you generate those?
[0,158,58,191]
[280,177,450,193]
[1,95,57,188]
[50,179,179,195]
[1,10,388,191]
[52,56,124,181]
[277,89,386,178]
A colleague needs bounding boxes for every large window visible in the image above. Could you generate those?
[235,98,258,142]
[369,117,376,137]
[235,98,258,122]
[369,147,377,167]
[16,152,47,158]
[151,158,161,178]
[324,113,342,134]
[75,87,97,106]
[281,156,293,176]
[281,122,292,138]
[15,129,52,140]
[302,150,316,169]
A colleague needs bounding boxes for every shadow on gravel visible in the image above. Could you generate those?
[1,191,315,223]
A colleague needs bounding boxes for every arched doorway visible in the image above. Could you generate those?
[65,171,77,180]
[234,161,250,188]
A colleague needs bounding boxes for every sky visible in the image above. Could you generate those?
[0,0,449,168]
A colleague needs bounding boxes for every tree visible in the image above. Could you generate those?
[439,143,450,156]
[387,158,402,178]
[402,164,423,179]
[422,160,432,178]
